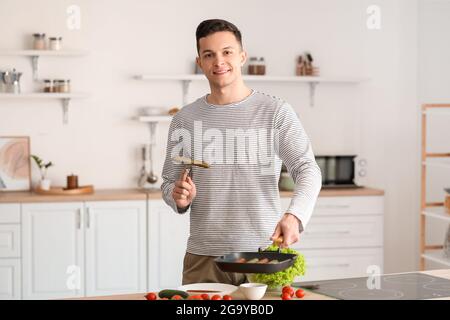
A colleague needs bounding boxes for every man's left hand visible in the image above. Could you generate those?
[271,213,301,248]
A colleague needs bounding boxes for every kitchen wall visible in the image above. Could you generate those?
[0,0,424,272]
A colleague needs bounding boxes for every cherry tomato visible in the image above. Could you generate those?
[295,289,305,298]
[145,292,157,300]
[282,286,295,297]
[201,294,210,300]
[223,295,232,300]
[171,295,183,300]
[211,295,222,300]
[281,292,292,300]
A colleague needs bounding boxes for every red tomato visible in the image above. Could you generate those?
[281,292,292,300]
[223,295,232,300]
[295,289,305,298]
[282,286,295,297]
[201,294,210,300]
[171,295,183,300]
[211,295,222,300]
[145,292,157,300]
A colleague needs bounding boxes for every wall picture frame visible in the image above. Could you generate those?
[0,136,31,191]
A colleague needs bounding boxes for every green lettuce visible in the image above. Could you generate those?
[249,245,306,289]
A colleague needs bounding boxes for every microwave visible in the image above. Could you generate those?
[316,155,360,189]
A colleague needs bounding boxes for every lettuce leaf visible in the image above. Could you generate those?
[249,245,306,289]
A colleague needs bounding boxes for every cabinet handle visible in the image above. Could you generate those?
[76,209,81,229]
[86,207,90,228]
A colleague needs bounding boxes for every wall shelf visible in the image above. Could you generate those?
[420,103,450,270]
[0,92,90,124]
[0,49,88,80]
[138,115,172,123]
[134,74,367,107]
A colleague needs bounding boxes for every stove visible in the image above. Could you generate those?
[294,273,450,300]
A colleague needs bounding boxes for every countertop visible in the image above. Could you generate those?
[69,269,450,300]
[0,187,384,203]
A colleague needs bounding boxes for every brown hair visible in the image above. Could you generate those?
[196,19,243,54]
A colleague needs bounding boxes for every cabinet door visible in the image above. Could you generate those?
[85,200,146,297]
[0,259,21,300]
[22,202,84,299]
[148,200,190,291]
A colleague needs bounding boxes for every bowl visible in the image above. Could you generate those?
[239,283,267,300]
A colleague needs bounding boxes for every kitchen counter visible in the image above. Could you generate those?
[0,187,384,203]
[69,269,450,300]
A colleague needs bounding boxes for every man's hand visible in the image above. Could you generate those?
[172,168,197,210]
[271,213,301,248]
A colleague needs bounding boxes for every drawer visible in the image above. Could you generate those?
[295,248,383,282]
[313,196,384,216]
[293,215,383,249]
[0,225,21,258]
[0,204,21,224]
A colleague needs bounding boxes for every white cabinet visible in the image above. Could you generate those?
[85,201,146,296]
[22,202,85,299]
[282,195,384,282]
[148,200,189,290]
[0,203,21,300]
[0,259,21,300]
[22,200,146,299]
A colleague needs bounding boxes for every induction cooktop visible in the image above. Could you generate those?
[294,273,450,300]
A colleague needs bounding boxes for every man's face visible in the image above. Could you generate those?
[196,31,247,88]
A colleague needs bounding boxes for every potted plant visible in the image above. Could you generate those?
[31,155,54,190]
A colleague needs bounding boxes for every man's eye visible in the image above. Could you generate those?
[225,51,232,55]
[204,54,212,58]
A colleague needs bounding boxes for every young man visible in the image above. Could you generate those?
[161,19,322,285]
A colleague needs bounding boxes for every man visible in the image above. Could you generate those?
[161,19,322,286]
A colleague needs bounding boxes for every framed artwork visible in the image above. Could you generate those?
[0,136,31,191]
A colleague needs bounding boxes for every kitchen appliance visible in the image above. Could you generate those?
[316,155,360,189]
[0,69,22,93]
[445,188,450,214]
[294,273,450,300]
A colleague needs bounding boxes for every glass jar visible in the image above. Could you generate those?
[33,33,46,50]
[54,79,71,93]
[257,57,266,75]
[49,37,62,51]
[248,57,259,75]
[43,79,53,93]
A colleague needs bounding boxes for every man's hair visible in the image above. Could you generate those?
[196,19,243,54]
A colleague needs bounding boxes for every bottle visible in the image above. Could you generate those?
[296,56,305,76]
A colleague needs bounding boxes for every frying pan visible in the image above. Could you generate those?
[214,238,297,274]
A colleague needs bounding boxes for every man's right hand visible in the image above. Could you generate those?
[172,168,197,210]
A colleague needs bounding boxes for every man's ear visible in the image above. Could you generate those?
[196,56,202,69]
[240,50,247,67]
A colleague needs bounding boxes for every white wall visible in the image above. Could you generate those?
[0,0,425,272]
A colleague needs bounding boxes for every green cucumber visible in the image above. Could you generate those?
[158,289,189,299]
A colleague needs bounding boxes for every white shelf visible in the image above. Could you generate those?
[422,250,450,267]
[138,115,172,123]
[0,92,90,124]
[422,159,450,169]
[0,49,88,56]
[422,207,450,222]
[134,74,367,106]
[0,49,88,80]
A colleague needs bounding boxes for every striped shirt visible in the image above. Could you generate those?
[161,90,322,256]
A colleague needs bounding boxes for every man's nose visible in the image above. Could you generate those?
[214,54,225,66]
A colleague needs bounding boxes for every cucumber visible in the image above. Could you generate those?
[158,289,189,299]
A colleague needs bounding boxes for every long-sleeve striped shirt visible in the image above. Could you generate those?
[161,90,322,256]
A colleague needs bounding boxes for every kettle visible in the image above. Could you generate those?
[0,69,22,93]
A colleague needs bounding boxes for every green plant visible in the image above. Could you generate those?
[30,155,54,180]
[249,245,306,289]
